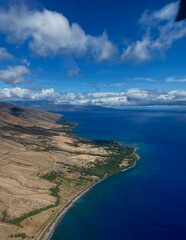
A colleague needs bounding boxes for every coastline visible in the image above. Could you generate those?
[38,150,140,240]
[38,179,102,240]
[0,104,140,240]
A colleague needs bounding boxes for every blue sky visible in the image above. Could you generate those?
[0,0,186,106]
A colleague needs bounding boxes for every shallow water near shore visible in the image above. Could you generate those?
[51,109,186,240]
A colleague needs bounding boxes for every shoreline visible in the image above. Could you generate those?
[38,151,140,240]
[0,103,141,240]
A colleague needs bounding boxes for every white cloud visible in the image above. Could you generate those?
[122,37,152,63]
[139,2,179,24]
[88,33,118,61]
[132,77,155,82]
[0,87,56,100]
[166,76,186,82]
[1,87,186,106]
[0,47,14,61]
[0,4,117,62]
[126,88,149,100]
[122,1,186,63]
[0,65,30,85]
[22,58,30,67]
[174,91,186,98]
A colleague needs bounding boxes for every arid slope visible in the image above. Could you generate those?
[0,102,138,240]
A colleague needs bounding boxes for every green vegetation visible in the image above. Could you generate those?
[9,232,27,239]
[60,142,138,178]
[80,147,136,178]
[3,131,138,228]
[46,141,138,180]
[5,205,52,227]
[50,186,60,205]
[3,186,61,227]
[42,172,59,182]
[75,178,93,188]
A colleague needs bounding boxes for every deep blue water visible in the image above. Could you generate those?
[51,109,186,240]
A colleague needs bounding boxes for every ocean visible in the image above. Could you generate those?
[51,109,186,240]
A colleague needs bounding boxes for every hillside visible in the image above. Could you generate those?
[0,102,138,240]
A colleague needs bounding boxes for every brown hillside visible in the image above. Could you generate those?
[0,103,112,239]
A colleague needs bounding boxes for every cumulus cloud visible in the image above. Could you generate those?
[0,4,117,62]
[1,87,186,106]
[0,47,14,61]
[0,87,56,100]
[122,1,186,63]
[125,88,149,100]
[0,65,30,85]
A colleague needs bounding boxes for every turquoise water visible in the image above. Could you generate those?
[51,109,186,240]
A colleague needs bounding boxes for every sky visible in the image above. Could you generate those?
[0,0,186,107]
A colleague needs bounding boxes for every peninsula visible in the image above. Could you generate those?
[0,102,138,240]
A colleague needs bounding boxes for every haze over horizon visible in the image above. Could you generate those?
[0,0,186,107]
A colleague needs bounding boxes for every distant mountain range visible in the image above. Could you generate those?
[7,100,114,112]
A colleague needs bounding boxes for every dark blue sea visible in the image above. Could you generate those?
[51,109,186,240]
